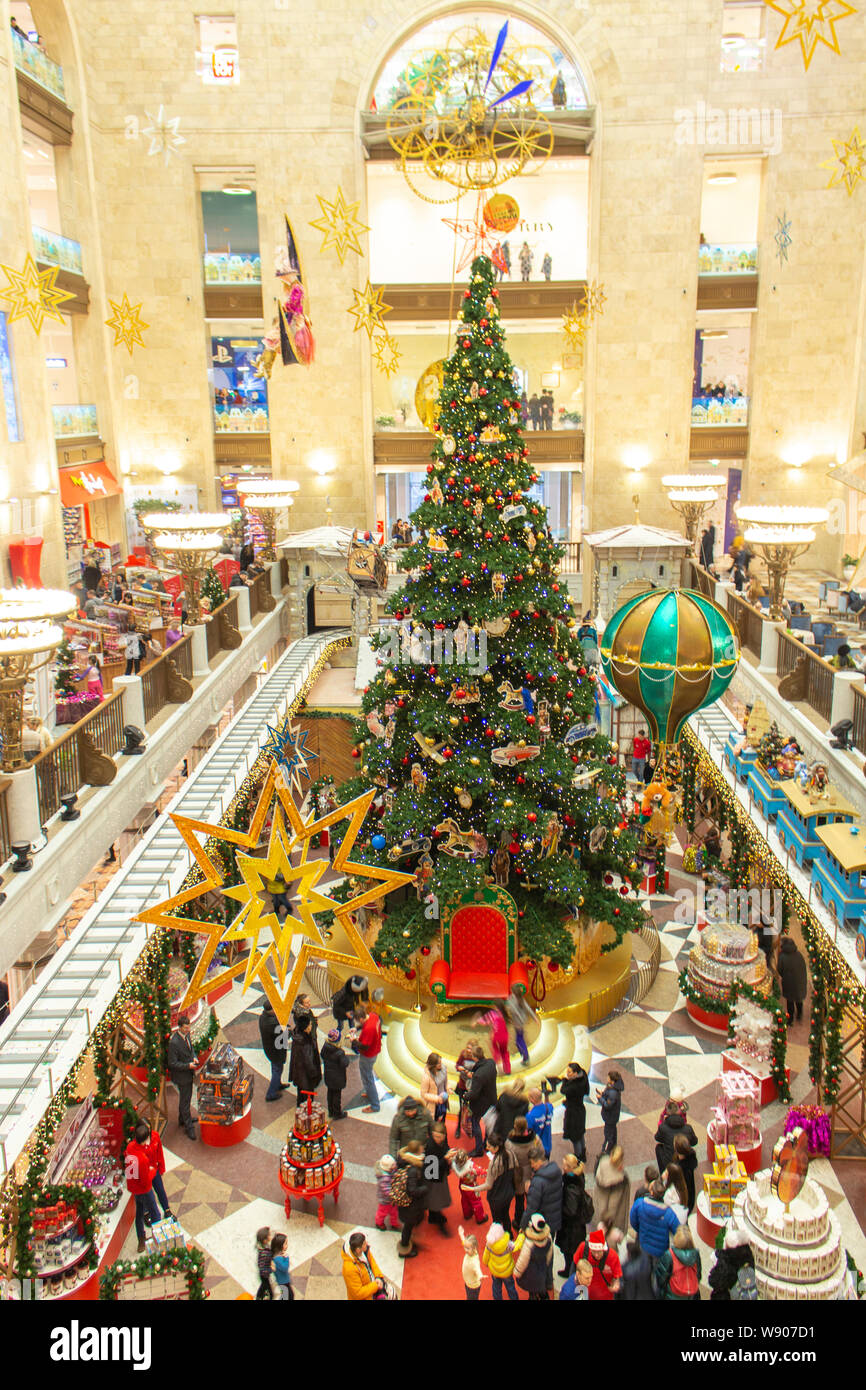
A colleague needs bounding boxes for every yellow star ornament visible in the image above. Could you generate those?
[309,187,369,264]
[765,0,856,70]
[347,280,392,338]
[372,330,402,378]
[105,293,149,354]
[135,760,414,1026]
[561,301,588,352]
[821,126,866,195]
[0,254,75,333]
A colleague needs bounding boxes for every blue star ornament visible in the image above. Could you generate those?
[774,212,792,265]
[263,720,317,792]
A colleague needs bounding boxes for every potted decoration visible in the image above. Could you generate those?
[842,554,858,583]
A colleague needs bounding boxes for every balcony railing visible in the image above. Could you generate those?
[852,686,866,755]
[52,404,98,438]
[690,394,749,427]
[11,28,65,101]
[0,777,12,867]
[726,589,765,660]
[698,243,758,276]
[214,404,269,434]
[203,251,261,285]
[33,226,83,276]
[776,629,835,724]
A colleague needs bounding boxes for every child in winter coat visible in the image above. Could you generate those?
[452,1150,486,1223]
[270,1233,294,1300]
[525,1087,554,1158]
[596,1069,624,1153]
[482,1221,524,1301]
[513,1213,555,1300]
[374,1153,400,1231]
[255,1226,275,1300]
[458,1226,485,1300]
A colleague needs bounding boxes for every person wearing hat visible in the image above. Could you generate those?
[573,1227,622,1300]
[331,974,369,1037]
[513,1214,555,1299]
[321,1028,354,1120]
[654,1097,699,1173]
[389,1094,433,1157]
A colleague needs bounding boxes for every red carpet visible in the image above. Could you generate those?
[399,1116,529,1302]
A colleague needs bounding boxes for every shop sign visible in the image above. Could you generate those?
[68,470,108,497]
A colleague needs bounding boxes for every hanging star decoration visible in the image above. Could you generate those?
[579,280,607,324]
[263,718,317,795]
[441,206,507,274]
[141,105,186,163]
[347,280,393,338]
[561,301,588,352]
[372,329,402,378]
[0,254,75,333]
[105,293,150,353]
[774,211,793,263]
[764,0,857,70]
[821,126,866,195]
[136,760,414,1026]
[309,187,369,265]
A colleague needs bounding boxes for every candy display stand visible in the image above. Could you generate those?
[723,993,789,1106]
[279,1094,344,1226]
[706,1069,763,1174]
[197,1043,254,1149]
[685,921,768,1033]
[697,1144,749,1245]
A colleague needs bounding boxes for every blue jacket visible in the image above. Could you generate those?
[526,1102,553,1155]
[628,1196,679,1257]
[600,1078,624,1126]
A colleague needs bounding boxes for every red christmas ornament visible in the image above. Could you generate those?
[614,908,621,917]
[527,812,537,823]
[461,576,471,586]
[351,748,360,758]
[443,747,454,759]
[421,945,431,956]
[549,961,559,972]
[405,968,416,980]
[526,714,536,725]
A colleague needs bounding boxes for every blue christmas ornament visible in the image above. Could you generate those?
[371,833,386,851]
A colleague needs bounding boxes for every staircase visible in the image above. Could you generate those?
[376,1012,592,1104]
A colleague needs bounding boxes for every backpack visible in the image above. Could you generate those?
[668,1250,700,1299]
[579,1190,595,1225]
[389,1165,413,1208]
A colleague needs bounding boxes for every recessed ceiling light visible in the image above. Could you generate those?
[708,171,737,185]
[222,182,252,195]
[721,33,745,46]
[700,329,729,339]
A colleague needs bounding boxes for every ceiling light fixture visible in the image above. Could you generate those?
[708,171,738,185]
[222,182,253,195]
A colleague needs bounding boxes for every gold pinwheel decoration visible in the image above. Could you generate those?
[136,760,414,1026]
[347,279,392,338]
[309,187,369,265]
[579,279,607,324]
[821,126,865,195]
[0,254,75,333]
[765,0,856,70]
[561,301,588,352]
[372,330,402,378]
[105,292,150,353]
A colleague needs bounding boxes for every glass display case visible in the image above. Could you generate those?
[210,335,269,433]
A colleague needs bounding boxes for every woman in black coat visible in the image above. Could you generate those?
[560,1063,590,1160]
[396,1143,429,1259]
[424,1121,453,1228]
[289,1016,322,1108]
[555,1155,588,1276]
[673,1133,698,1213]
[494,1077,529,1141]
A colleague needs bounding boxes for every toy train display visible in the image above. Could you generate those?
[724,732,866,961]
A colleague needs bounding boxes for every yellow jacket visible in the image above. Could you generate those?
[482,1229,524,1278]
[342,1242,385,1300]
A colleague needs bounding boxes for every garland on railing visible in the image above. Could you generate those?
[821,982,852,1105]
[677,968,730,1019]
[99,1244,207,1300]
[727,978,790,1101]
[13,1179,101,1285]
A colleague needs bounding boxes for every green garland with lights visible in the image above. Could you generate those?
[677,968,733,1019]
[99,1243,207,1300]
[727,979,790,1102]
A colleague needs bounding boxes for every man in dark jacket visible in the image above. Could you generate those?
[654,1100,699,1173]
[521,1142,563,1234]
[167,1014,198,1139]
[289,1015,322,1109]
[330,974,368,1037]
[259,1001,289,1102]
[321,1028,354,1120]
[467,1047,498,1157]
[777,936,808,1022]
[389,1095,433,1157]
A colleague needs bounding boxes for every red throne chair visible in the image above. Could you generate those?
[429,885,529,1018]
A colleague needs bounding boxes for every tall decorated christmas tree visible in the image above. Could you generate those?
[331,254,643,985]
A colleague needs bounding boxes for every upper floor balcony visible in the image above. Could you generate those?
[697,242,759,310]
[52,403,98,440]
[33,226,89,313]
[12,28,73,145]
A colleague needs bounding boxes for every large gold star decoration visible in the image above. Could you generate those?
[0,254,75,334]
[347,280,392,339]
[579,280,606,324]
[105,293,149,353]
[372,329,402,378]
[821,126,866,194]
[561,301,588,351]
[765,0,856,70]
[309,187,369,265]
[136,760,413,1025]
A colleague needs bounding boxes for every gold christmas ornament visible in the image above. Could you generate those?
[0,253,75,333]
[136,761,413,1026]
[766,0,856,70]
[105,292,150,354]
[309,186,369,263]
[372,329,402,378]
[347,280,392,338]
[561,302,588,352]
[821,125,866,195]
[579,280,607,323]
[415,358,446,433]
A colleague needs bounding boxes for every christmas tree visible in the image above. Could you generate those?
[201,566,226,610]
[331,255,643,974]
[756,722,786,774]
[54,636,77,697]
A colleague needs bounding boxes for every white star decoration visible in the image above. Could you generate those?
[142,106,186,164]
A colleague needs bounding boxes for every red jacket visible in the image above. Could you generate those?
[124,1139,156,1195]
[142,1131,166,1176]
[358,1012,382,1059]
[632,736,651,760]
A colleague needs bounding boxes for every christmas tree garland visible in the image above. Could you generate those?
[99,1244,207,1300]
[727,978,790,1102]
